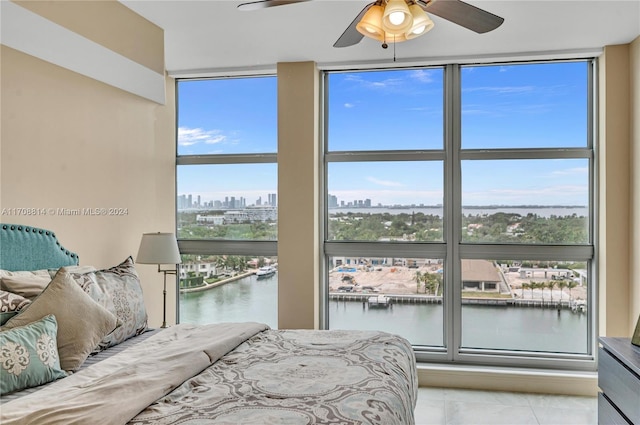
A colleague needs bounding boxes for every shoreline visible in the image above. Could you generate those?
[181,264,587,312]
[180,271,255,293]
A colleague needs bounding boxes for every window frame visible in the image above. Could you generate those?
[322,59,597,371]
[175,75,278,324]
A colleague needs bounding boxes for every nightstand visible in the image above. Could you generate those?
[598,337,640,424]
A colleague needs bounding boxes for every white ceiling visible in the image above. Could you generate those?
[121,0,640,76]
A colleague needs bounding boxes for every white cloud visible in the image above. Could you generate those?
[550,167,589,176]
[344,103,355,108]
[463,85,535,95]
[410,69,434,83]
[366,176,404,187]
[344,74,403,91]
[178,127,226,146]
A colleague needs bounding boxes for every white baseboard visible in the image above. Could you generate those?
[417,363,598,397]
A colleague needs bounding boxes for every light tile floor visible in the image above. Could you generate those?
[414,387,598,425]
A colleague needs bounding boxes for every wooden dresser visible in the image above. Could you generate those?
[598,337,640,424]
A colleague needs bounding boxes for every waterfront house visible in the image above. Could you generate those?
[461,260,503,293]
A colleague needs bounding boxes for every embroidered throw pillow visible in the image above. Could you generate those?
[0,314,67,395]
[0,290,31,325]
[71,256,148,352]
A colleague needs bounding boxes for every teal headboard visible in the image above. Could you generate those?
[0,223,79,271]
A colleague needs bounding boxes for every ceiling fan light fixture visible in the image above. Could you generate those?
[382,0,412,35]
[406,3,434,39]
[384,31,407,43]
[356,4,386,41]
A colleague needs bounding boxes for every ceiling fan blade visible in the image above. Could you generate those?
[333,3,373,48]
[238,0,311,11]
[420,0,504,34]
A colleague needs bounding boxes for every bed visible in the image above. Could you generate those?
[0,223,418,424]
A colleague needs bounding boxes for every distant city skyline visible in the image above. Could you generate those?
[178,193,276,210]
[178,191,586,212]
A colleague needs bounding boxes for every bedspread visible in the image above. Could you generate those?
[1,322,269,425]
[131,329,418,425]
[1,325,417,425]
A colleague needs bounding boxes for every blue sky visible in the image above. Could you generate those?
[177,62,589,207]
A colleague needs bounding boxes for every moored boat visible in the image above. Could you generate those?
[256,266,276,279]
[367,294,391,308]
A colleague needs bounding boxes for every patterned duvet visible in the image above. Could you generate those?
[2,324,417,425]
[131,329,418,425]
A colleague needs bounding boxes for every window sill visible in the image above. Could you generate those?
[416,363,597,396]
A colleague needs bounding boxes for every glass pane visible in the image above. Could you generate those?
[177,77,277,155]
[328,256,444,347]
[461,61,588,149]
[461,159,589,244]
[461,259,589,354]
[179,254,278,328]
[177,164,277,240]
[327,161,444,241]
[327,68,444,151]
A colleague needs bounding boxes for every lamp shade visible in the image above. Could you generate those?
[382,0,412,35]
[406,3,434,39]
[356,4,385,41]
[136,232,181,265]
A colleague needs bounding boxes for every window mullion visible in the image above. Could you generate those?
[446,63,462,361]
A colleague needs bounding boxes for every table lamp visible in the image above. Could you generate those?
[136,232,181,328]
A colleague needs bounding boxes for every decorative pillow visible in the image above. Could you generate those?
[71,256,148,352]
[0,269,50,279]
[0,290,31,325]
[2,268,118,372]
[0,266,96,300]
[47,265,97,279]
[0,275,51,300]
[0,314,67,395]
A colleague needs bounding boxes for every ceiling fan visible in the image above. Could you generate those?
[237,0,504,48]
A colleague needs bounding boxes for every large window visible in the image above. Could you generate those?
[324,61,595,369]
[176,76,278,328]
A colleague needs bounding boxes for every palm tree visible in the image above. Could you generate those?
[567,281,578,301]
[557,280,567,302]
[214,255,228,274]
[414,271,422,294]
[545,281,555,302]
[521,282,529,298]
[528,280,537,299]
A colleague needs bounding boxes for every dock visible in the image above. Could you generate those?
[329,293,586,312]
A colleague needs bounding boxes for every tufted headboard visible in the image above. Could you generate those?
[0,223,79,271]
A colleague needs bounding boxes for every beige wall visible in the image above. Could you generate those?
[277,62,320,330]
[14,0,164,75]
[599,44,631,337]
[0,1,175,328]
[630,36,640,334]
[599,40,640,338]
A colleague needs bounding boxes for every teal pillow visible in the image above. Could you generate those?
[0,314,67,395]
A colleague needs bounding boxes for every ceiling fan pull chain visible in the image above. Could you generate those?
[393,36,397,62]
